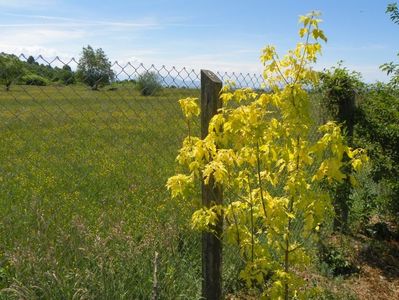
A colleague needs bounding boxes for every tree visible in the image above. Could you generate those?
[167,12,367,299]
[76,45,114,90]
[387,2,399,24]
[0,53,24,91]
[380,2,399,86]
[27,55,37,65]
[60,65,75,85]
[52,65,75,85]
[136,71,162,96]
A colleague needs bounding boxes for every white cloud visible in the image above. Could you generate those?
[0,21,159,29]
[345,64,388,83]
[325,44,388,52]
[114,50,162,64]
[0,0,57,8]
[0,27,86,44]
[0,12,188,31]
[139,53,262,74]
[0,13,162,59]
[1,45,72,58]
[314,61,388,83]
[0,25,86,58]
[0,16,160,29]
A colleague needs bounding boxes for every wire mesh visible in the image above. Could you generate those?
[0,53,268,298]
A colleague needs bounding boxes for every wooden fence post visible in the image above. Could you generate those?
[200,70,223,300]
[334,92,356,231]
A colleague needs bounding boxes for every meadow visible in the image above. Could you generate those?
[0,81,398,300]
[0,84,205,299]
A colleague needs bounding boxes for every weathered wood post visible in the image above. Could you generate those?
[334,90,356,231]
[200,70,223,300]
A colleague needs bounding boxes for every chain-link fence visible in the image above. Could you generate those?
[0,53,266,299]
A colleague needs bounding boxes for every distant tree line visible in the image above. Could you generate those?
[0,45,115,91]
[0,53,76,90]
[0,45,162,95]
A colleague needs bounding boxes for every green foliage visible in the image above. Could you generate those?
[4,56,76,86]
[387,2,399,24]
[26,55,36,65]
[381,54,399,87]
[168,12,367,299]
[318,241,358,277]
[355,83,399,218]
[76,45,114,90]
[52,65,76,85]
[0,53,24,91]
[136,71,162,96]
[380,2,399,87]
[318,63,363,126]
[24,60,56,81]
[21,73,49,86]
[348,164,380,229]
[317,64,365,231]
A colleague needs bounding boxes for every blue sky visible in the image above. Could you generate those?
[0,0,398,82]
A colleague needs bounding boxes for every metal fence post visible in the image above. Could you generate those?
[200,70,223,300]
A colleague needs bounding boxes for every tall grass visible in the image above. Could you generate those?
[0,85,202,299]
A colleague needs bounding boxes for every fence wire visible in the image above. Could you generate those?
[0,53,268,298]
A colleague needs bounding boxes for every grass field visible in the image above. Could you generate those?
[0,84,205,299]
[3,84,398,300]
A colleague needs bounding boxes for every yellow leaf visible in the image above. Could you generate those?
[299,28,308,38]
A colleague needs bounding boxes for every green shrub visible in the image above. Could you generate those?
[52,65,76,85]
[318,63,364,136]
[354,83,399,218]
[348,164,380,230]
[317,64,365,231]
[318,240,359,277]
[136,71,162,96]
[21,74,48,86]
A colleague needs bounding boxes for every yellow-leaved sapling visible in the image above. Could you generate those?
[167,11,367,299]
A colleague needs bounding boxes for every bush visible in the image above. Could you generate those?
[317,64,365,231]
[318,63,364,135]
[318,239,359,277]
[21,74,48,86]
[354,83,399,218]
[53,65,76,85]
[136,71,162,96]
[348,164,380,230]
